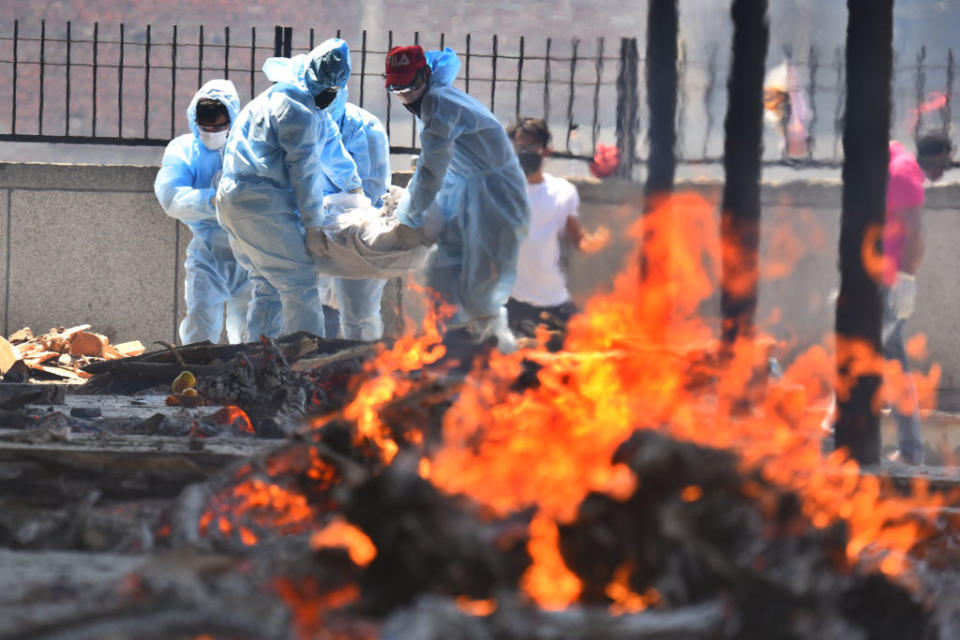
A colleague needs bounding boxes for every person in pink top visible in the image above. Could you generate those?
[882,132,952,464]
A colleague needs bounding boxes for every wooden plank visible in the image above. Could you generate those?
[31,364,89,383]
[0,549,289,640]
[22,351,59,366]
[0,432,275,506]
[0,550,149,637]
[68,332,108,358]
[0,384,65,408]
[0,337,21,374]
[0,431,271,457]
[113,341,146,357]
[6,328,34,343]
[290,344,377,372]
[56,324,93,339]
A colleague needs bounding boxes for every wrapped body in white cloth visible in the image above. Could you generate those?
[305,186,443,278]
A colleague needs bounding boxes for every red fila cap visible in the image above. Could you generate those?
[385,45,427,88]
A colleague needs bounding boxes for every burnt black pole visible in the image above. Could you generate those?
[638,1,678,296]
[720,0,769,356]
[834,0,892,465]
[645,0,678,201]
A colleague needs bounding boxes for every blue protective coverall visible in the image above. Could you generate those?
[321,51,392,341]
[154,79,251,345]
[216,41,362,339]
[395,48,530,323]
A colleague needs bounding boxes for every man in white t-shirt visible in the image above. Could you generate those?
[506,117,588,341]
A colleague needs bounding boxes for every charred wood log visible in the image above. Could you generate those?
[0,606,288,640]
[0,548,291,640]
[0,495,165,552]
[81,332,356,372]
[0,410,30,428]
[196,339,374,438]
[339,463,534,614]
[0,435,264,507]
[380,594,727,640]
[557,430,934,638]
[0,384,65,410]
[75,364,225,396]
[378,378,461,451]
[78,333,367,396]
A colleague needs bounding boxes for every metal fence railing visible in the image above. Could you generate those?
[0,20,957,175]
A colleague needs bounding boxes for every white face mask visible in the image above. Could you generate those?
[199,129,229,150]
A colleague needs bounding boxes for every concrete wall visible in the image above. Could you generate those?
[2,162,959,392]
[0,163,184,349]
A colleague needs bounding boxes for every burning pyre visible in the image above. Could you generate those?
[169,193,959,639]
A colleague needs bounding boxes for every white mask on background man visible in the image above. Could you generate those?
[199,129,229,151]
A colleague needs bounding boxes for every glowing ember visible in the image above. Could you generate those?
[239,526,259,546]
[455,596,498,616]
[605,565,661,615]
[309,516,378,566]
[418,456,432,478]
[231,479,313,528]
[201,477,316,543]
[212,404,254,434]
[680,485,703,502]
[273,577,361,640]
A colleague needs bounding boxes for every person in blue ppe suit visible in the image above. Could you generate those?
[154,79,251,345]
[217,40,365,339]
[318,39,391,341]
[385,45,529,352]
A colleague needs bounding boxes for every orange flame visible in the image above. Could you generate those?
[418,457,432,478]
[334,287,452,462]
[860,223,888,284]
[905,334,928,361]
[266,191,952,617]
[520,513,582,609]
[310,516,378,566]
[403,192,951,606]
[906,91,949,131]
[580,225,612,253]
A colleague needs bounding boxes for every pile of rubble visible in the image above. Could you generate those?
[0,325,144,383]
